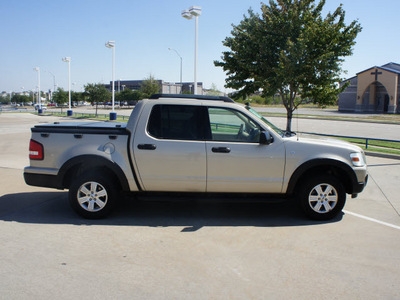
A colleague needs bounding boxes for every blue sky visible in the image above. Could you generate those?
[0,0,399,94]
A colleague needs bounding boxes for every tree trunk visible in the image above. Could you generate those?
[281,93,293,133]
[286,109,293,133]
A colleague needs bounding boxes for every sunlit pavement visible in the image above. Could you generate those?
[0,112,399,299]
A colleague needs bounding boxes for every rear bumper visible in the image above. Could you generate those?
[24,172,63,189]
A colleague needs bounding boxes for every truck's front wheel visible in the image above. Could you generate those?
[69,171,118,219]
[299,175,346,220]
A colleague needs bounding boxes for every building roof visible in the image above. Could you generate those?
[341,75,357,83]
[356,63,400,76]
[339,62,400,83]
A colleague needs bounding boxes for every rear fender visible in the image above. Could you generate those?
[58,155,130,191]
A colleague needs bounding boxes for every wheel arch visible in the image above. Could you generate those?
[287,158,358,195]
[58,155,130,191]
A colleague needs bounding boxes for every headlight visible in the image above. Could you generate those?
[350,152,365,167]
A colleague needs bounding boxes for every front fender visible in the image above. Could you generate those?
[286,158,359,195]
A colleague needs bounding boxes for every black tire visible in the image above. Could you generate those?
[69,170,119,219]
[298,175,346,220]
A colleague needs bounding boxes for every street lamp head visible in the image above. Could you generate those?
[181,9,193,20]
[189,6,202,17]
[62,57,71,63]
[168,47,182,59]
[181,5,201,95]
[105,41,115,48]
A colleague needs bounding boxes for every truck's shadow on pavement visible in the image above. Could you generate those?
[0,191,342,229]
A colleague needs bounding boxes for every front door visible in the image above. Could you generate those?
[384,94,389,113]
[205,107,285,193]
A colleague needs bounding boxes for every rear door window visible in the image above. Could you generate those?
[148,105,207,140]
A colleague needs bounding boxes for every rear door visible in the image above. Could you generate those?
[133,103,208,192]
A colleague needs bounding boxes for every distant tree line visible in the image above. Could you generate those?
[0,75,161,107]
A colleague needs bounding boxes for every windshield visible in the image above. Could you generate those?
[246,107,285,137]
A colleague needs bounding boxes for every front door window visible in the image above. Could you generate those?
[208,108,261,143]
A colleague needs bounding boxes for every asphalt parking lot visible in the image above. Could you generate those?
[1,113,400,299]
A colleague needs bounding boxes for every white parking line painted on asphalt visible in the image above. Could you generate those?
[344,210,400,230]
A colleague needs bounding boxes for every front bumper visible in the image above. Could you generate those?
[352,174,368,195]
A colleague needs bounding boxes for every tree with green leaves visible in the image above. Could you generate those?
[53,88,69,111]
[11,94,30,106]
[116,89,143,103]
[71,91,84,105]
[84,83,111,116]
[0,95,7,104]
[140,75,160,98]
[214,0,362,132]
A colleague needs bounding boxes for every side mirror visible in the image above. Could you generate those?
[260,131,273,145]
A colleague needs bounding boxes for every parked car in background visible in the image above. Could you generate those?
[34,104,47,110]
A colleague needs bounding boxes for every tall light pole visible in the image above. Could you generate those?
[182,6,201,95]
[168,48,183,94]
[105,40,116,120]
[20,87,24,106]
[62,57,72,116]
[45,70,56,101]
[33,67,41,113]
[46,70,56,101]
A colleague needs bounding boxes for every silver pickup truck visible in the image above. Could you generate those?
[24,94,368,220]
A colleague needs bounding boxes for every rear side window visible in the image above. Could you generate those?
[148,105,206,140]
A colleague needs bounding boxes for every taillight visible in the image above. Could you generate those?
[29,139,44,160]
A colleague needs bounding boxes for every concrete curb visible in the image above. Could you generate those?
[365,151,400,160]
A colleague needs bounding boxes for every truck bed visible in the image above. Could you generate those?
[25,120,138,192]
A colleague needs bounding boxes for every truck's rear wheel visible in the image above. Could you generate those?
[299,175,346,220]
[69,171,118,219]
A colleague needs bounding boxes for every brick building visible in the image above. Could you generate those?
[338,62,400,113]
